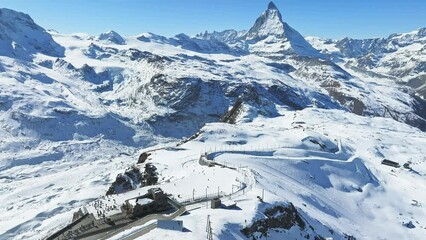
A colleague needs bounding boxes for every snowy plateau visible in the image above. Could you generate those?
[0,2,425,240]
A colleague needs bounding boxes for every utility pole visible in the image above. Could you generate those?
[193,188,195,201]
[231,185,233,199]
[231,184,238,199]
[206,215,213,240]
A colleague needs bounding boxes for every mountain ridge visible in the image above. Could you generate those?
[0,8,64,60]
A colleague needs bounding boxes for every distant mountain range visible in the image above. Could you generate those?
[0,0,424,152]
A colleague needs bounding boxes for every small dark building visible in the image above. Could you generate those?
[221,200,237,209]
[403,162,411,169]
[72,208,86,222]
[149,187,166,201]
[381,159,400,168]
[127,188,171,217]
[211,198,221,209]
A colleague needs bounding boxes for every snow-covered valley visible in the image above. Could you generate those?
[0,2,425,240]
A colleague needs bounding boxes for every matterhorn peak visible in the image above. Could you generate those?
[244,1,284,40]
[267,1,279,11]
[242,2,323,58]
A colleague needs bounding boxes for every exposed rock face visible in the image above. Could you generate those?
[106,163,159,195]
[106,165,142,195]
[137,72,342,137]
[51,58,113,86]
[241,203,325,240]
[334,37,386,58]
[221,99,243,124]
[196,29,246,44]
[407,75,426,99]
[124,48,170,64]
[83,43,119,59]
[171,33,234,54]
[138,152,151,164]
[240,202,357,239]
[141,163,158,186]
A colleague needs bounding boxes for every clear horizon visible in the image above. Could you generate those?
[1,0,425,39]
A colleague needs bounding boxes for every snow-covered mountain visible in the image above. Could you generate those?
[198,2,322,58]
[307,28,426,99]
[242,1,322,58]
[0,2,425,240]
[0,8,64,60]
[92,30,126,45]
[196,4,426,131]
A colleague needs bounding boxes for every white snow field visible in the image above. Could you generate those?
[136,109,426,240]
[0,2,425,240]
[2,106,425,239]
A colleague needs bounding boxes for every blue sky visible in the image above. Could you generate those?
[1,0,425,39]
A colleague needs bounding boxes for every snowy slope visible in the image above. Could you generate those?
[0,8,64,60]
[137,108,426,240]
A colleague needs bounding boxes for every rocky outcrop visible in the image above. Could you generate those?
[106,163,159,195]
[106,165,142,195]
[241,203,323,240]
[138,152,151,164]
[221,99,243,124]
